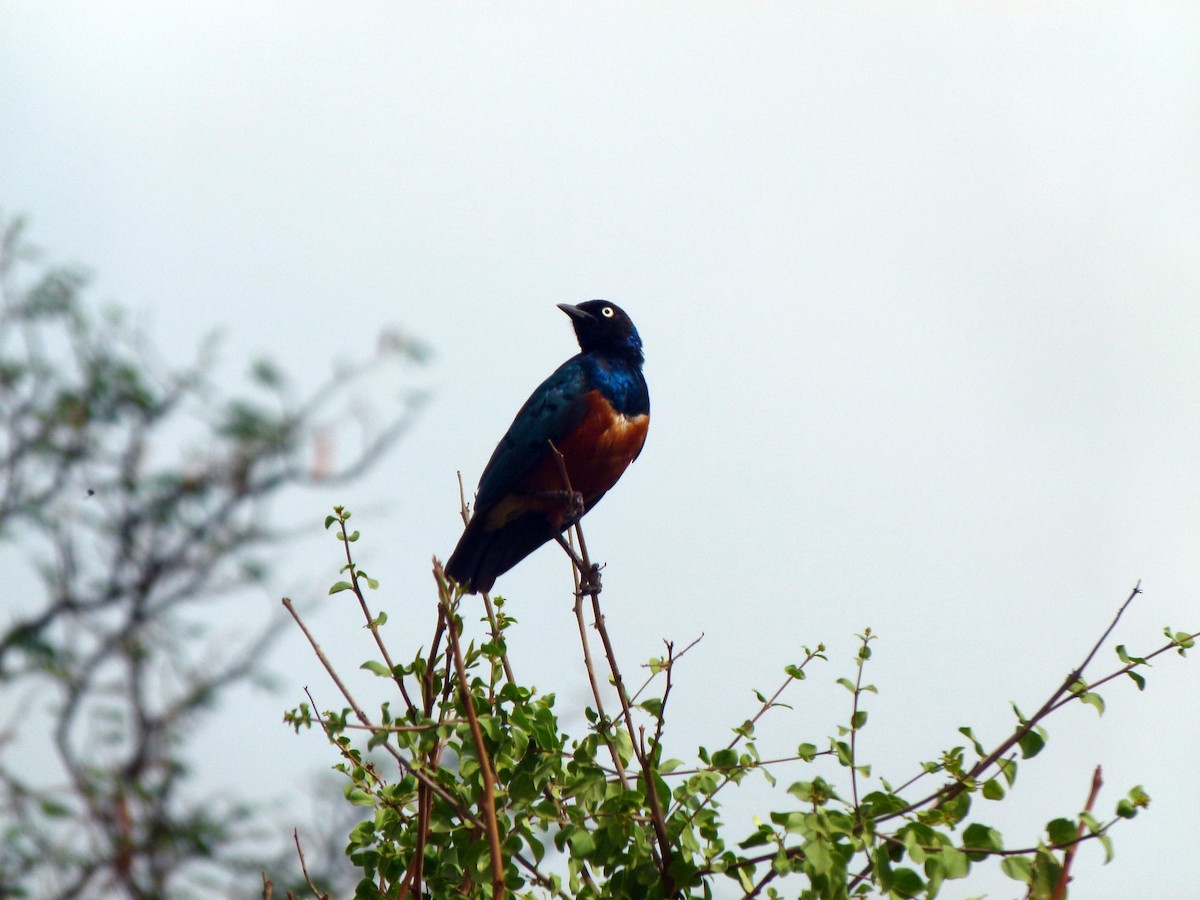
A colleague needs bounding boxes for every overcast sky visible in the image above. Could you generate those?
[2,3,1198,897]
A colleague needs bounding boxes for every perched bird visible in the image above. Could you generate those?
[445,301,649,594]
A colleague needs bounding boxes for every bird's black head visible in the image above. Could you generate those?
[557,300,644,362]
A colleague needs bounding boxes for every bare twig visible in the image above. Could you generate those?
[651,640,675,752]
[630,633,704,704]
[293,830,330,900]
[545,442,674,894]
[574,584,631,789]
[456,471,515,687]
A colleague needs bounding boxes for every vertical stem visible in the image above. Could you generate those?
[1052,766,1104,900]
[481,590,516,685]
[849,632,871,815]
[582,531,674,895]
[437,564,506,898]
[573,585,631,790]
[545,440,674,894]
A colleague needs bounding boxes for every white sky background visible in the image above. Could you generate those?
[2,3,1198,898]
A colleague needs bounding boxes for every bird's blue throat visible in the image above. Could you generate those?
[580,352,649,417]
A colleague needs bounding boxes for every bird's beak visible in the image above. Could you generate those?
[557,303,594,322]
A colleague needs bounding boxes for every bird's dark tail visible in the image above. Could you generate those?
[445,514,558,595]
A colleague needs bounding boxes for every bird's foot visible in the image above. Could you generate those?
[579,563,602,596]
[560,490,586,529]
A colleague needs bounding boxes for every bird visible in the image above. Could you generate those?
[445,300,649,594]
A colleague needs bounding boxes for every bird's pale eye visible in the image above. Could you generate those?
[602,307,615,318]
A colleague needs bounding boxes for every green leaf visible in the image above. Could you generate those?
[361,660,390,677]
[1115,644,1147,665]
[324,514,337,529]
[712,748,738,768]
[851,710,868,730]
[803,837,833,875]
[873,845,895,888]
[366,611,387,628]
[982,778,1005,800]
[1000,855,1032,883]
[1018,729,1046,759]
[939,791,972,826]
[1080,812,1114,863]
[1079,691,1105,716]
[900,830,926,866]
[1031,846,1062,897]
[567,828,595,859]
[39,798,71,818]
[1165,627,1196,654]
[735,863,756,893]
[1116,785,1150,818]
[958,726,985,756]
[834,740,852,767]
[836,677,857,693]
[940,846,970,879]
[1126,670,1146,690]
[797,742,819,761]
[861,791,907,817]
[890,867,924,898]
[962,823,1003,859]
[1046,817,1078,847]
[328,580,353,595]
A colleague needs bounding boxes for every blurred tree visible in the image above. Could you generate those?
[0,216,427,899]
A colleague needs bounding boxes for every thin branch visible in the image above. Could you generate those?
[651,639,675,752]
[456,471,515,687]
[631,633,704,704]
[286,597,563,896]
[481,591,516,685]
[435,560,506,899]
[311,717,465,733]
[546,442,674,894]
[1053,766,1104,900]
[574,582,631,789]
[334,511,416,713]
[880,584,1145,823]
[849,631,873,817]
[676,646,824,825]
[1046,629,1200,715]
[293,829,330,900]
[587,554,674,892]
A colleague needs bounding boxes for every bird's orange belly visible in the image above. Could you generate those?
[485,391,648,530]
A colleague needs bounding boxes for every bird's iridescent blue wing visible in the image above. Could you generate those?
[472,355,590,514]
